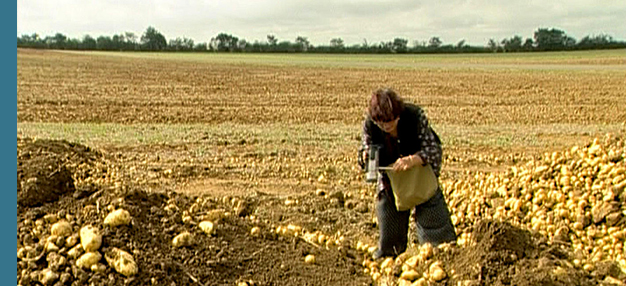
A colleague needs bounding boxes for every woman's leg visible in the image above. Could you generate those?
[375,187,410,258]
[413,189,457,246]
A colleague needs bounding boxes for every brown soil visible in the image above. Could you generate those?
[17,49,626,126]
[17,138,623,286]
[16,50,626,286]
[17,139,84,207]
[439,220,599,286]
[17,138,374,286]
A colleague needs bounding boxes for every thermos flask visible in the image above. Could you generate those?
[365,145,381,182]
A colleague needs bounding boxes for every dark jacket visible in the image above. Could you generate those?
[361,103,443,177]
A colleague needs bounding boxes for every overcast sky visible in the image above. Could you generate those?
[17,0,626,46]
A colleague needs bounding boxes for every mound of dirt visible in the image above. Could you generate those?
[432,220,615,286]
[17,138,96,207]
[17,157,74,208]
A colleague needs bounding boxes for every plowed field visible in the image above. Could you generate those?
[17,49,626,286]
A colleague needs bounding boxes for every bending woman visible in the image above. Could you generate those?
[361,88,457,259]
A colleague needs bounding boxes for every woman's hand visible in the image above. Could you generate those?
[392,154,424,171]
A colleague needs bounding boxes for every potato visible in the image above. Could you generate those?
[371,272,381,281]
[39,268,59,285]
[275,226,283,235]
[381,257,394,269]
[65,234,79,248]
[67,245,84,259]
[183,216,196,224]
[104,209,131,227]
[603,276,625,285]
[400,270,420,281]
[430,268,447,281]
[302,231,317,243]
[367,246,377,254]
[304,254,316,264]
[412,278,428,286]
[45,241,59,253]
[199,221,215,235]
[80,225,102,252]
[404,255,420,269]
[286,224,302,234]
[172,232,194,248]
[91,263,107,273]
[317,234,327,245]
[105,248,138,277]
[317,174,326,182]
[46,235,59,244]
[420,243,434,260]
[401,263,412,273]
[163,204,178,213]
[356,241,364,251]
[552,267,567,276]
[76,252,102,269]
[43,214,58,224]
[50,220,72,237]
[428,261,447,282]
[250,227,261,237]
[17,246,31,259]
[203,209,226,222]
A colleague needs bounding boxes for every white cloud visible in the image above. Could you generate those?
[17,0,626,46]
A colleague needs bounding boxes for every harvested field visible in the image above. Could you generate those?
[17,49,626,126]
[17,49,626,285]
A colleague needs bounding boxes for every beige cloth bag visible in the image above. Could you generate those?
[385,164,439,211]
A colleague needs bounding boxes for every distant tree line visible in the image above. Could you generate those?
[17,26,626,53]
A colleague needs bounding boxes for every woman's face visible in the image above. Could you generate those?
[375,117,400,133]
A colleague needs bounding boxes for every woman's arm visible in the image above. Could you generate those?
[361,118,373,146]
[358,119,374,170]
[414,111,442,176]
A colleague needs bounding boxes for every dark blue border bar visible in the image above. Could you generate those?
[9,0,18,281]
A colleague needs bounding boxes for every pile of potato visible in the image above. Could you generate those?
[73,160,123,190]
[357,242,455,285]
[350,135,625,285]
[17,205,137,285]
[443,135,625,273]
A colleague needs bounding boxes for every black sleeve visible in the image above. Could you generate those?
[361,118,374,147]
[415,110,443,177]
[357,119,371,170]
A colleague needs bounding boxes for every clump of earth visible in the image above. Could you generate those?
[438,220,615,285]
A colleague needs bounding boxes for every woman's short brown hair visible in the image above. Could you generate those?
[369,88,405,122]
